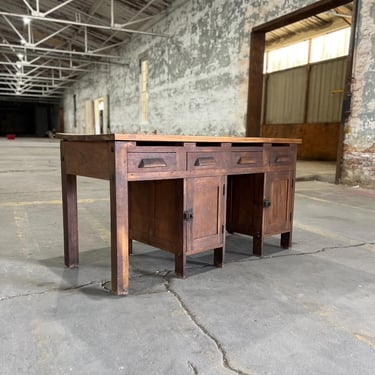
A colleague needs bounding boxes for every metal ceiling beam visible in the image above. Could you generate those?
[0,0,173,101]
[2,81,66,93]
[0,11,169,38]
[0,72,78,83]
[118,0,160,28]
[101,0,161,46]
[40,0,76,18]
[0,40,127,68]
[0,86,63,93]
[0,42,126,60]
[0,61,90,72]
[68,0,110,48]
[2,16,24,41]
[22,0,34,14]
[0,91,62,99]
[2,50,124,66]
[34,25,71,47]
[0,83,65,94]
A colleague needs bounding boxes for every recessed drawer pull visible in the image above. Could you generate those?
[275,156,290,163]
[138,158,167,168]
[194,157,216,167]
[238,157,257,165]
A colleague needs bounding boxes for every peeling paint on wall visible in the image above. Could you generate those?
[63,0,374,187]
[63,0,261,136]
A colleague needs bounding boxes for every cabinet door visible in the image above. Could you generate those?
[264,170,295,235]
[185,176,226,254]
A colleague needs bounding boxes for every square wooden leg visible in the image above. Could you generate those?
[253,232,264,256]
[175,251,186,278]
[110,144,129,296]
[214,247,224,268]
[281,232,292,249]
[61,166,79,267]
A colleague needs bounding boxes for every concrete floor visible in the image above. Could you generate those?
[296,160,336,184]
[1,138,375,375]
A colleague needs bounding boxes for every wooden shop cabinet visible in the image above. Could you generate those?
[58,134,300,295]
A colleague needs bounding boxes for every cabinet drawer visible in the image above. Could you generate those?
[187,152,224,171]
[269,147,294,167]
[230,150,263,169]
[128,152,177,173]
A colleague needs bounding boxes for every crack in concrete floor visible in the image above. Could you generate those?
[2,242,374,374]
[164,277,252,375]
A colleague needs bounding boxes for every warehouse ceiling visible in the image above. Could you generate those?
[0,1,352,103]
[0,0,173,102]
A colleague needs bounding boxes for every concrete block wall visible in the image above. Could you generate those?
[63,0,374,187]
[341,0,375,188]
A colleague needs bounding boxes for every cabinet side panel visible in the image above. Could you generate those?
[129,181,154,244]
[152,180,184,252]
[129,180,183,253]
[63,141,110,179]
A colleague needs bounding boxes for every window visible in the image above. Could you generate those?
[310,28,351,63]
[265,41,309,73]
[140,58,149,123]
[264,27,351,73]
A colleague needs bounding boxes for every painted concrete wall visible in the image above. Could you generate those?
[64,0,315,136]
[64,0,254,136]
[341,0,375,188]
[63,0,374,187]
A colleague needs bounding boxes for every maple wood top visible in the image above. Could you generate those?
[56,133,302,144]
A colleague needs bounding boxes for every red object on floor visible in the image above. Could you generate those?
[6,134,16,140]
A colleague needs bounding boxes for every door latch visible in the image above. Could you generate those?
[184,209,193,221]
[263,199,271,208]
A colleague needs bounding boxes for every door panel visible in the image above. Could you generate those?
[185,176,225,254]
[264,171,294,235]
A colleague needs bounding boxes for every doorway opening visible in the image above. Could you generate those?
[246,0,358,183]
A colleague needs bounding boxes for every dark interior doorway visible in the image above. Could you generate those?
[0,101,36,136]
[0,99,59,137]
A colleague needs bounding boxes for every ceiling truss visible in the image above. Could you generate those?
[0,1,352,102]
[0,0,173,102]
